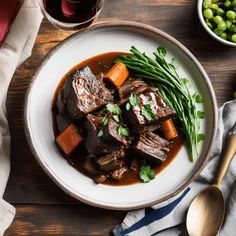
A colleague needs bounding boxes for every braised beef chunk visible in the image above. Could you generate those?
[59,66,113,119]
[84,114,116,155]
[119,78,148,100]
[111,167,128,180]
[57,89,66,113]
[124,89,175,131]
[95,175,107,183]
[103,117,127,146]
[96,148,125,173]
[81,158,99,176]
[132,131,170,164]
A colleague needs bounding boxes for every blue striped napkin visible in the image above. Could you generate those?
[114,100,236,236]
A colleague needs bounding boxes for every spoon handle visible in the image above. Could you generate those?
[214,134,236,186]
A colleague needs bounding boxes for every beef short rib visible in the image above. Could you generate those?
[132,131,170,164]
[84,114,118,155]
[124,88,175,132]
[58,66,113,119]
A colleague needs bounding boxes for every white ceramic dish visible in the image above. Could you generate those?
[197,0,236,47]
[25,21,218,210]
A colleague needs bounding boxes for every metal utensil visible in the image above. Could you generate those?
[186,121,236,236]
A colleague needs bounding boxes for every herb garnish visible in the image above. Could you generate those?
[97,103,130,137]
[106,103,122,115]
[102,115,108,126]
[97,129,104,137]
[117,125,129,136]
[141,104,156,121]
[126,92,139,111]
[139,165,155,183]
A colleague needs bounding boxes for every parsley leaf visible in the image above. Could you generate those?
[129,93,139,107]
[113,115,120,123]
[139,165,155,183]
[106,103,122,115]
[97,129,103,137]
[141,104,155,121]
[126,102,131,111]
[102,115,108,126]
[117,125,129,136]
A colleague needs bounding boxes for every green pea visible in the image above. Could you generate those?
[214,28,223,35]
[224,1,231,9]
[226,10,236,20]
[218,21,227,31]
[216,8,225,16]
[209,3,219,10]
[214,15,223,23]
[231,34,236,42]
[219,32,227,39]
[226,20,232,29]
[230,24,236,32]
[203,0,212,8]
[232,0,236,7]
[203,9,214,19]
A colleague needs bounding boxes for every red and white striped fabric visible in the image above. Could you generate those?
[0,0,42,234]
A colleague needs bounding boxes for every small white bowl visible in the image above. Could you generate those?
[197,0,236,47]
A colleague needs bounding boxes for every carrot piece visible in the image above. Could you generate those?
[56,123,83,155]
[104,62,129,88]
[160,119,178,140]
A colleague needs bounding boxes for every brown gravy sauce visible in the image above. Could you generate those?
[52,52,185,186]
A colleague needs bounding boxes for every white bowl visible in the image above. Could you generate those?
[197,0,236,47]
[25,21,218,210]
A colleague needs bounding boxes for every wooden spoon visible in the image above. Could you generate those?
[186,121,236,236]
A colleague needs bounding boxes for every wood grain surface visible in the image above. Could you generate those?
[4,0,236,235]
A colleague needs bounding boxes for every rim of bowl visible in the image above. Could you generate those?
[197,0,236,47]
[24,21,218,210]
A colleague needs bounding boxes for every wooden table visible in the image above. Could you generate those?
[4,0,236,235]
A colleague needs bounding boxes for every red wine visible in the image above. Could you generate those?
[43,0,103,24]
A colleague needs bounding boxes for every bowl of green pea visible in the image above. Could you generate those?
[198,0,236,46]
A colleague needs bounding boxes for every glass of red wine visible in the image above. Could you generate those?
[38,0,104,30]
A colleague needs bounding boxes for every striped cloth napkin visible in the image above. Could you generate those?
[114,100,236,236]
[0,0,42,234]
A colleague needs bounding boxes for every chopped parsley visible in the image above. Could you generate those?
[117,125,129,137]
[106,103,122,115]
[97,129,103,137]
[126,93,139,111]
[141,104,156,121]
[139,165,155,183]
